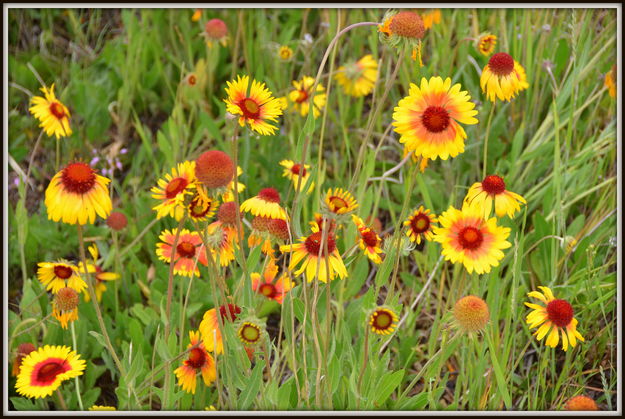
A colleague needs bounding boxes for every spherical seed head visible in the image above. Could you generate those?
[217,201,239,226]
[106,211,128,231]
[389,11,425,39]
[252,216,271,232]
[17,343,36,356]
[195,150,235,189]
[205,18,228,40]
[54,287,79,311]
[453,295,489,333]
[267,218,290,241]
[564,395,599,411]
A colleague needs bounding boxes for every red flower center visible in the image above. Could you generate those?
[34,359,69,385]
[259,283,276,298]
[165,177,188,199]
[361,230,379,248]
[295,89,309,103]
[546,299,574,327]
[372,311,393,330]
[176,241,196,258]
[61,162,96,194]
[482,175,506,195]
[186,347,207,369]
[304,231,337,256]
[458,226,483,250]
[258,187,281,203]
[421,106,450,133]
[188,74,197,85]
[218,303,241,322]
[328,196,348,211]
[411,214,430,234]
[54,265,73,279]
[291,164,306,176]
[488,52,514,76]
[240,98,260,119]
[49,102,66,119]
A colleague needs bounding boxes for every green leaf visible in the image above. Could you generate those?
[238,359,265,410]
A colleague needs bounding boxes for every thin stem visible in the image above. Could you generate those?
[115,218,159,263]
[482,101,496,179]
[356,326,370,409]
[55,138,60,172]
[70,322,84,410]
[112,230,124,311]
[55,388,68,410]
[25,129,44,193]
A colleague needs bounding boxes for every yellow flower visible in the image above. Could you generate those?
[286,76,326,118]
[37,261,87,294]
[206,221,238,267]
[369,307,399,335]
[191,8,202,22]
[45,162,112,225]
[156,229,208,277]
[324,188,358,215]
[241,187,288,220]
[422,9,441,30]
[605,64,616,98]
[433,205,511,275]
[463,174,526,219]
[251,259,294,304]
[477,33,497,56]
[352,215,384,264]
[279,159,313,193]
[480,52,529,102]
[278,45,293,61]
[525,286,584,351]
[15,345,86,399]
[174,331,216,394]
[404,206,437,244]
[78,244,120,302]
[89,405,117,411]
[237,322,263,345]
[393,76,478,161]
[52,287,80,329]
[224,75,283,136]
[199,304,242,354]
[150,161,197,220]
[29,83,72,139]
[334,54,378,97]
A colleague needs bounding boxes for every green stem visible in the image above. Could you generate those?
[482,101,496,179]
[70,322,84,410]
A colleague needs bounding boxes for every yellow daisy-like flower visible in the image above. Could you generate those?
[280,224,347,283]
[525,286,584,352]
[37,261,87,294]
[45,162,112,225]
[605,64,616,99]
[404,206,437,244]
[28,83,72,139]
[480,52,529,102]
[224,75,283,136]
[187,193,218,222]
[278,45,293,61]
[89,405,117,411]
[78,244,120,302]
[151,161,197,220]
[432,205,511,275]
[369,307,399,335]
[241,187,288,220]
[237,322,263,345]
[325,188,358,216]
[174,330,216,394]
[463,174,526,219]
[279,159,314,193]
[287,76,326,118]
[15,345,86,399]
[206,221,238,267]
[352,215,384,264]
[199,304,242,354]
[393,76,479,161]
[334,54,378,98]
[156,229,208,277]
[477,33,497,56]
[422,9,441,30]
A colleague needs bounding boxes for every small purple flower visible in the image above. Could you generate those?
[116,160,123,170]
[14,177,20,187]
[90,157,100,166]
[120,148,128,154]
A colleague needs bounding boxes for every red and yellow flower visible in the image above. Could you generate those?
[241,187,288,220]
[325,188,358,216]
[369,307,399,335]
[286,76,327,118]
[463,174,526,219]
[174,330,216,394]
[280,159,313,193]
[78,244,120,302]
[206,221,238,266]
[224,75,283,136]
[151,161,197,220]
[29,83,72,139]
[237,322,263,346]
[422,9,441,30]
[334,54,378,98]
[37,261,87,294]
[352,215,384,264]
[251,259,294,304]
[477,33,497,56]
[404,206,437,244]
[199,304,242,354]
[51,287,80,329]
[156,228,208,277]
[480,52,529,102]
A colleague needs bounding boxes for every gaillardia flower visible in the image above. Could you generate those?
[325,188,358,215]
[191,8,202,22]
[241,187,288,220]
[433,205,511,275]
[453,295,489,334]
[378,10,425,64]
[206,220,238,266]
[280,159,314,193]
[525,286,584,351]
[251,259,294,304]
[174,331,216,394]
[52,287,80,329]
[404,206,437,244]
[476,33,497,56]
[156,229,208,277]
[224,75,283,136]
[203,18,228,47]
[480,52,529,102]
[280,224,347,283]
[151,161,197,219]
[278,45,294,61]
[369,307,399,335]
[78,244,120,302]
[15,345,86,399]
[29,83,72,139]
[237,322,263,345]
[352,215,384,264]
[37,261,87,294]
[195,150,234,190]
[12,343,36,377]
[604,64,616,99]
[45,162,112,225]
[422,9,441,30]
[393,76,478,161]
[334,54,378,97]
[199,304,242,354]
[564,395,599,411]
[287,76,327,118]
[463,174,526,219]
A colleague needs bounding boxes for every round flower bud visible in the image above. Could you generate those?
[564,395,599,411]
[106,211,128,231]
[54,287,80,312]
[195,150,235,189]
[267,218,290,241]
[453,295,489,333]
[205,18,228,41]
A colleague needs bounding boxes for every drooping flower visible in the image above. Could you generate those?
[525,286,584,351]
[404,206,437,244]
[477,33,497,56]
[453,295,489,334]
[286,76,326,118]
[156,229,208,277]
[280,159,314,193]
[45,162,112,225]
[52,287,80,329]
[224,75,283,136]
[241,187,288,220]
[393,76,479,161]
[78,244,120,302]
[334,54,378,98]
[28,83,72,139]
[237,322,263,345]
[12,343,36,377]
[15,345,86,399]
[247,216,275,256]
[352,215,384,264]
[480,52,529,102]
[174,331,216,394]
[206,220,238,266]
[280,224,347,283]
[251,259,294,304]
[604,64,616,99]
[463,174,526,219]
[151,161,197,220]
[369,307,399,335]
[37,261,87,294]
[203,18,228,47]
[433,205,511,275]
[564,395,599,411]
[199,304,242,354]
[324,188,358,216]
